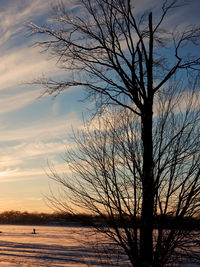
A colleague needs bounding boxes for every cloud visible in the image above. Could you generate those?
[0,141,69,168]
[0,89,41,115]
[0,111,80,142]
[0,0,76,49]
[0,111,81,179]
[0,168,45,181]
[0,45,61,91]
[0,161,71,182]
[0,0,52,46]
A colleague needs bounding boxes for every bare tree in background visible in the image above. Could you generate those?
[28,0,200,266]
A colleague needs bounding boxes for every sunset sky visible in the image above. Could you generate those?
[0,0,199,212]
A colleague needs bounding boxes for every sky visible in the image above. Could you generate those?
[0,0,199,213]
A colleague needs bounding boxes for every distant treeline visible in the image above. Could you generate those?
[0,211,93,226]
[0,211,199,229]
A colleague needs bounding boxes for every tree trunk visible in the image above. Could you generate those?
[140,104,154,267]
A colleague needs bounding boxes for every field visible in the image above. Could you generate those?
[0,225,129,266]
[0,225,198,266]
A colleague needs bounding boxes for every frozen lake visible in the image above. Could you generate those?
[0,225,198,266]
[0,225,129,266]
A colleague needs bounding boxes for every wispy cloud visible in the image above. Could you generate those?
[0,89,41,115]
[0,161,71,182]
[0,0,52,46]
[0,140,72,168]
[0,46,60,91]
[0,111,81,142]
[0,110,80,182]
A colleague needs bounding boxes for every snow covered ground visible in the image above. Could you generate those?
[0,225,198,266]
[0,225,130,266]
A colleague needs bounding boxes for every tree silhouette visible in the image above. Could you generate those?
[29,1,200,266]
[48,94,200,266]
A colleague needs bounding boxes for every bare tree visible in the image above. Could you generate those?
[28,0,200,266]
[48,89,200,267]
